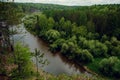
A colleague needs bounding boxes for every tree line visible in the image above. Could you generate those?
[43,4,120,39]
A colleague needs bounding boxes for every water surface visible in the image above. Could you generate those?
[12,24,89,75]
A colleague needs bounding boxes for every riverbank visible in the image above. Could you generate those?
[25,26,107,80]
[14,24,86,75]
[22,22,109,80]
[30,63,106,80]
[23,12,120,79]
[27,28,91,74]
[12,30,108,80]
[0,47,106,80]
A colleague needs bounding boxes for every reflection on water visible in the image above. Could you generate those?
[12,24,89,75]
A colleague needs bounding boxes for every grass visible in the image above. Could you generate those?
[86,58,102,74]
[86,57,117,80]
[27,62,106,80]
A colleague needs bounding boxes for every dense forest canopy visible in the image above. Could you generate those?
[43,4,120,38]
[2,2,119,38]
[0,1,120,79]
[22,3,120,78]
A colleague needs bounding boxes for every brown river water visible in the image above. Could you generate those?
[12,24,90,76]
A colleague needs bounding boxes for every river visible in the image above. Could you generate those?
[12,24,89,76]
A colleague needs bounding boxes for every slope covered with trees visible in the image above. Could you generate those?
[1,1,120,79]
[23,4,120,79]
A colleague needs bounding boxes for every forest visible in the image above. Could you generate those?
[0,1,120,80]
[24,3,120,79]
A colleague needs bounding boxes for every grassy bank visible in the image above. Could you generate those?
[29,63,106,80]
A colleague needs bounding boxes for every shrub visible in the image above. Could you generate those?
[11,43,33,79]
[76,49,93,63]
[79,37,108,57]
[45,29,61,43]
[99,56,120,78]
[50,38,65,53]
[111,45,120,56]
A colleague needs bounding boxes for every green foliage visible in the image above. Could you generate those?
[86,21,95,33]
[1,2,120,79]
[111,45,120,56]
[104,38,120,57]
[99,56,120,78]
[24,19,36,31]
[44,4,120,39]
[0,2,23,25]
[45,29,61,43]
[11,43,33,79]
[50,38,65,52]
[79,37,108,57]
[86,58,102,74]
[49,43,58,53]
[101,34,108,42]
[110,36,120,46]
[38,14,48,31]
[89,40,108,57]
[33,49,48,80]
[79,11,87,25]
[58,17,65,31]
[34,49,48,66]
[86,32,97,40]
[61,39,78,59]
[63,20,72,36]
[22,4,120,79]
[48,17,55,29]
[76,49,93,63]
[38,73,105,80]
[73,26,88,37]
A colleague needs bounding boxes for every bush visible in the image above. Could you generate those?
[61,40,78,59]
[50,38,65,53]
[110,36,120,46]
[79,37,108,57]
[101,34,108,42]
[111,45,120,56]
[11,43,33,79]
[90,41,108,57]
[76,49,93,63]
[99,56,120,78]
[45,29,61,43]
